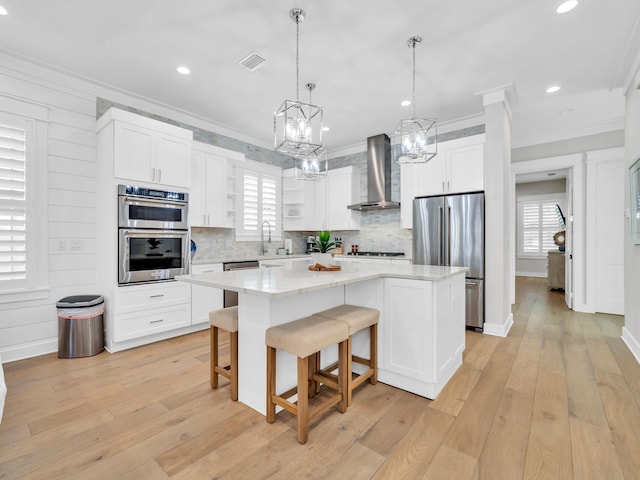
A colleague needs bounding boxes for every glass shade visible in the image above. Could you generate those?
[274,100,323,156]
[294,149,327,180]
[395,117,437,164]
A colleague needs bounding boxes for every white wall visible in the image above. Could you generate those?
[515,179,567,277]
[0,55,98,361]
[623,72,640,362]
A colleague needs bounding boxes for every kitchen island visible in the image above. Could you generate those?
[177,262,467,415]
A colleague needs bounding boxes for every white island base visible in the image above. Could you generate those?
[179,263,467,415]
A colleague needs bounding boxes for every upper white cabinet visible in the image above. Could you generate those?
[282,166,361,231]
[401,134,484,228]
[191,141,243,228]
[97,108,193,189]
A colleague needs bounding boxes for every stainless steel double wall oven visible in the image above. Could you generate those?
[118,184,189,284]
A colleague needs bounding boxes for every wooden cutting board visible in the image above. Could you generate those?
[308,264,342,271]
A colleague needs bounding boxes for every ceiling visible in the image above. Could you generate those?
[0,0,639,153]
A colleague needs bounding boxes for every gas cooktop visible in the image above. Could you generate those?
[346,252,405,257]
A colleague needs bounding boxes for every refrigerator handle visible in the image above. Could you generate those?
[438,206,444,265]
[447,205,452,265]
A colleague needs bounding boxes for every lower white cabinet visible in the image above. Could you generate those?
[113,282,192,342]
[380,275,465,398]
[191,264,224,325]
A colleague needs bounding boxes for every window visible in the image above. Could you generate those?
[236,159,281,241]
[517,195,565,256]
[0,107,48,302]
[0,123,27,282]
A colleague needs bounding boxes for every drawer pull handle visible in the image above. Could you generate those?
[149,294,164,298]
[149,319,164,324]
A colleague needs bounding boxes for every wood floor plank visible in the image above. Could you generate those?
[523,324,573,480]
[570,417,624,480]
[371,407,455,479]
[422,445,478,480]
[594,369,640,479]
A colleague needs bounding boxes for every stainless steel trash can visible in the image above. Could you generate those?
[57,295,105,358]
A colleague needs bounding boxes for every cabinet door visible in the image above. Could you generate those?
[325,170,359,230]
[415,155,447,197]
[114,122,154,183]
[156,134,191,188]
[400,163,417,229]
[447,143,484,193]
[190,150,206,226]
[383,278,434,382]
[203,154,229,227]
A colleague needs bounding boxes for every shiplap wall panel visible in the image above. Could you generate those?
[0,62,99,362]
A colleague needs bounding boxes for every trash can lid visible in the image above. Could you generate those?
[56,295,104,308]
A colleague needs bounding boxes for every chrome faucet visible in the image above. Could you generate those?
[260,220,271,256]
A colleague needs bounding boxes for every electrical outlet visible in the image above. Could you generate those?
[56,240,66,251]
[211,239,216,248]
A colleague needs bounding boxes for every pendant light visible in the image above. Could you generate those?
[294,83,328,180]
[395,35,437,163]
[274,8,323,157]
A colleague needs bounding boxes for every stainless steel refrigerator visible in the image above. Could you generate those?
[413,192,484,329]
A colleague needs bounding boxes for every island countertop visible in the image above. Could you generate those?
[177,262,468,298]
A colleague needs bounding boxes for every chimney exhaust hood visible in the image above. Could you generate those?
[348,133,401,211]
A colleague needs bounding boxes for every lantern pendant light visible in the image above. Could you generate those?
[395,35,437,163]
[274,8,323,157]
[294,83,328,180]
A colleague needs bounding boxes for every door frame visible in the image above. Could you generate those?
[511,153,586,312]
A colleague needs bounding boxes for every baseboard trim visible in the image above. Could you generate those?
[515,272,547,278]
[1,338,57,364]
[622,327,640,365]
[483,313,514,337]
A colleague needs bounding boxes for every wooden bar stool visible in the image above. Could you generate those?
[314,304,379,406]
[265,315,349,444]
[209,306,238,401]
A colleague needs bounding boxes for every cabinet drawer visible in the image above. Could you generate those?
[115,282,191,314]
[114,304,191,342]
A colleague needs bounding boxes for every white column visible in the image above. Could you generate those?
[480,86,514,336]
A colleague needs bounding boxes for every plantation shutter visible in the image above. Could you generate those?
[243,173,259,232]
[519,199,563,255]
[0,123,27,282]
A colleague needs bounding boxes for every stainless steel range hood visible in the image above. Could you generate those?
[348,133,401,211]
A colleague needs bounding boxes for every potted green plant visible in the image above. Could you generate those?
[311,230,335,267]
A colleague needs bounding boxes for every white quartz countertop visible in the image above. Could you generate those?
[177,262,467,298]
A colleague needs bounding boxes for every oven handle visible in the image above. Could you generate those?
[121,195,187,206]
[121,229,188,238]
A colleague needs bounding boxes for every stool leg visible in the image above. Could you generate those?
[210,326,219,389]
[338,340,348,413]
[266,346,276,424]
[346,336,353,407]
[230,331,238,401]
[370,324,378,385]
[297,356,310,444]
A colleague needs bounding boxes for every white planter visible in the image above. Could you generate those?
[311,253,334,267]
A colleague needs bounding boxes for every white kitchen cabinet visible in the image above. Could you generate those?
[401,134,484,228]
[191,142,243,228]
[381,275,465,398]
[282,166,360,231]
[191,263,224,325]
[113,281,192,342]
[326,166,361,231]
[98,107,193,189]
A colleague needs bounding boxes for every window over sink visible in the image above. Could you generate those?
[235,159,282,242]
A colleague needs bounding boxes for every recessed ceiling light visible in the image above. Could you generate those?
[0,5,8,15]
[556,1,578,14]
[176,66,190,75]
[400,100,411,107]
[546,85,561,93]
[322,126,330,132]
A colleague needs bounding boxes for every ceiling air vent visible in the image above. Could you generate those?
[239,51,266,72]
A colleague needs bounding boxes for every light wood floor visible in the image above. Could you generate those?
[1,277,639,479]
